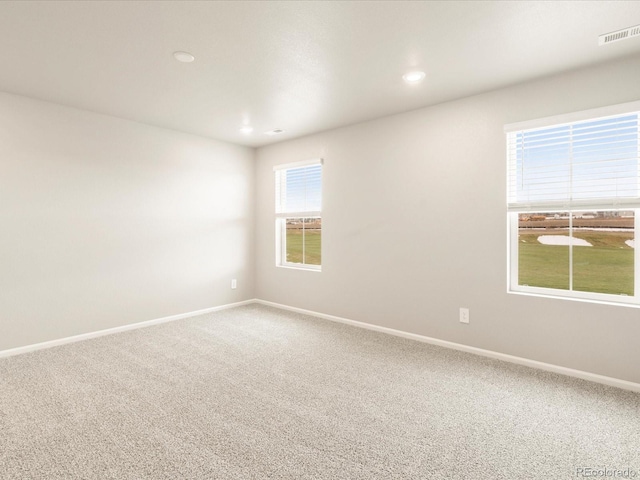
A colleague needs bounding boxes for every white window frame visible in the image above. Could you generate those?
[274,159,323,271]
[505,101,640,307]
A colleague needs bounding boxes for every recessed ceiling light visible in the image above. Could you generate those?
[173,51,195,63]
[402,71,426,84]
[265,129,285,136]
[239,126,253,134]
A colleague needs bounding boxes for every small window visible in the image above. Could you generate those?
[274,160,322,270]
[506,102,639,305]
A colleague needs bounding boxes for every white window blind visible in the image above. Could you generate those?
[275,160,322,216]
[507,110,640,212]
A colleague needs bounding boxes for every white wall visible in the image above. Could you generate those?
[255,54,640,384]
[0,92,254,351]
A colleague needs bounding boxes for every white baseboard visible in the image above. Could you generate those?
[0,299,255,359]
[4,298,639,393]
[254,299,640,393]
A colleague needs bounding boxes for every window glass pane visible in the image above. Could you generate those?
[284,168,307,212]
[515,127,571,204]
[278,164,322,214]
[303,166,322,212]
[285,217,321,266]
[285,218,304,264]
[510,113,639,206]
[518,212,570,290]
[304,217,321,266]
[573,211,634,295]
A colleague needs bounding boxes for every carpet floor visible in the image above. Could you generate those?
[1,304,639,479]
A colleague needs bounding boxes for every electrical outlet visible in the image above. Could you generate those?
[459,308,470,324]
[231,279,237,289]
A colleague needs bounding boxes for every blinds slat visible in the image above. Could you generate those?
[275,163,323,214]
[507,110,640,211]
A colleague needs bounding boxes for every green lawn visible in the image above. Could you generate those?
[518,231,634,295]
[286,229,321,265]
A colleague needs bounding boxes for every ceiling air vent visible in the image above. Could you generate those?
[264,129,285,136]
[599,24,640,46]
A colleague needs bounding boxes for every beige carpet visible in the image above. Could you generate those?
[1,304,639,479]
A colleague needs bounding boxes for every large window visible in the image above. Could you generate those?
[275,159,322,270]
[506,102,640,305]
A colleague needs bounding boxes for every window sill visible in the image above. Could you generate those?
[277,264,322,272]
[508,288,640,308]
